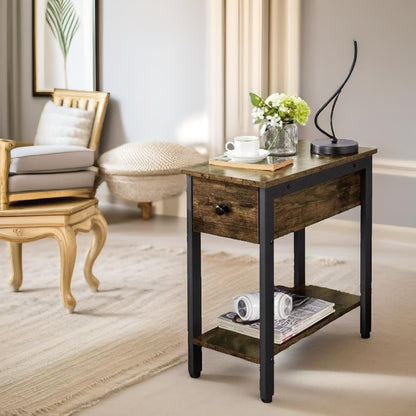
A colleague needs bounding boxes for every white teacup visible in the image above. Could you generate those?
[225,136,259,157]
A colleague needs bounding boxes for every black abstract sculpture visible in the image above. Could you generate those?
[311,40,359,156]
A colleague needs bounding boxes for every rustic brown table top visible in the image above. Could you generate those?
[183,140,377,188]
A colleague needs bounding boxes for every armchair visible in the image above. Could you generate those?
[0,89,109,312]
[0,89,109,209]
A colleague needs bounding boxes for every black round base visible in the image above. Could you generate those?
[310,139,358,156]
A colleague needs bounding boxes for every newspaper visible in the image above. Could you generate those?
[218,290,335,344]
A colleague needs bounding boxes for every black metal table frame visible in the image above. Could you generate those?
[186,156,372,403]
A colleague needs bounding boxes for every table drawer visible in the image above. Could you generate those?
[192,171,361,243]
[273,171,361,238]
[192,177,258,243]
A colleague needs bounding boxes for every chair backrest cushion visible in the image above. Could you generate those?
[34,101,95,147]
[10,145,95,174]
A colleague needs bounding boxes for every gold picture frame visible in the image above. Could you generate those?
[32,0,98,96]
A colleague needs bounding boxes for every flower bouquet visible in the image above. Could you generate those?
[250,92,310,155]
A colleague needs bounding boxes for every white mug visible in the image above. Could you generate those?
[225,136,259,157]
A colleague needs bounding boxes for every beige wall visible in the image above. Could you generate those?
[98,0,209,154]
[299,0,416,227]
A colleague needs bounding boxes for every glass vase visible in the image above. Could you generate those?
[259,122,298,156]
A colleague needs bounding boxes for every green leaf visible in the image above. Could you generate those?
[46,0,80,59]
[249,92,263,107]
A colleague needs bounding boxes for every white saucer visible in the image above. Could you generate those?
[225,149,270,163]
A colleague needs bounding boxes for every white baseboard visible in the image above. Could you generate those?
[316,218,416,245]
[96,182,187,218]
[153,192,187,218]
[373,157,416,178]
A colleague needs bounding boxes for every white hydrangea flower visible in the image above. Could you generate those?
[251,107,264,121]
[266,114,282,128]
[265,93,284,107]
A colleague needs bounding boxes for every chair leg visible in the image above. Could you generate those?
[138,202,152,220]
[55,226,77,313]
[8,242,23,291]
[84,212,108,292]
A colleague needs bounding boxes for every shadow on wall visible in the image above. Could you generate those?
[99,98,127,154]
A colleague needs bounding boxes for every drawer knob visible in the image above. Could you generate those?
[215,203,229,216]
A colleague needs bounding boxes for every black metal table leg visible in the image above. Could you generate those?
[187,176,202,377]
[294,229,305,287]
[360,158,372,339]
[259,188,275,403]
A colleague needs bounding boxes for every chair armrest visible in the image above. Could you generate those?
[13,141,34,147]
[0,138,17,147]
[0,139,16,209]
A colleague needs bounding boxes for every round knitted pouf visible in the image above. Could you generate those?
[98,142,206,219]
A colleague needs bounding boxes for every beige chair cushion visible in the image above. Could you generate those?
[10,145,95,174]
[8,170,96,193]
[34,101,95,147]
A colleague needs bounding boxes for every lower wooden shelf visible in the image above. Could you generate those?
[193,285,360,364]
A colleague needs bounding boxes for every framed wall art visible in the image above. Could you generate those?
[33,0,98,96]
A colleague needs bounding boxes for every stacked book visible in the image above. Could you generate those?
[218,286,335,345]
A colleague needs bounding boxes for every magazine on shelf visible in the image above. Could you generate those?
[218,287,335,344]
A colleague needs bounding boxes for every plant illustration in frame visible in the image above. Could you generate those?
[45,0,80,88]
[33,0,97,96]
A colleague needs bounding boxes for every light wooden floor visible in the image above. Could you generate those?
[80,203,416,416]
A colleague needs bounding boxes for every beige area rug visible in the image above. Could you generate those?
[0,231,359,416]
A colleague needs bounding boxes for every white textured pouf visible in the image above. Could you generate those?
[98,142,206,219]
